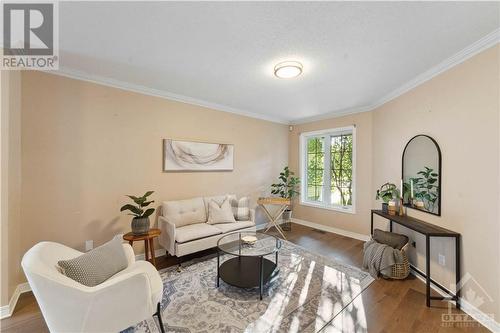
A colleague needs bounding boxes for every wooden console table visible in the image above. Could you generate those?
[371,210,461,309]
[257,197,291,240]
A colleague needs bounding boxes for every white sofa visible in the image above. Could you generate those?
[22,241,165,333]
[158,194,256,257]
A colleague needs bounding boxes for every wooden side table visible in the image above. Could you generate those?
[123,228,161,268]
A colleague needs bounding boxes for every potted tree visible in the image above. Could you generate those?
[271,166,300,231]
[120,191,155,235]
[375,183,399,214]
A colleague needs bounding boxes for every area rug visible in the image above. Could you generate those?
[124,239,373,333]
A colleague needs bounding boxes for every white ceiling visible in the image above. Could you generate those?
[58,2,500,124]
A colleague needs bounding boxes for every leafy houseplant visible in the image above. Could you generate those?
[271,167,300,225]
[410,167,439,212]
[375,183,399,213]
[120,191,155,235]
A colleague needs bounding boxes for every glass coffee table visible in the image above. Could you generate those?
[216,231,281,300]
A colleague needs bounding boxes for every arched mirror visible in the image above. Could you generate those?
[402,135,441,216]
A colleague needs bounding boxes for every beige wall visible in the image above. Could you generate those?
[10,71,288,297]
[289,45,500,319]
[289,112,373,236]
[1,70,22,307]
[372,45,499,320]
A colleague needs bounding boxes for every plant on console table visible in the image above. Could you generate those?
[120,191,155,235]
[375,183,400,214]
[271,166,300,226]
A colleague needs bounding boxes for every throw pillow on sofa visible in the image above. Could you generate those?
[57,237,128,287]
[208,198,236,224]
[228,196,250,221]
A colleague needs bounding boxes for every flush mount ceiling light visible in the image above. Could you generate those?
[274,61,303,79]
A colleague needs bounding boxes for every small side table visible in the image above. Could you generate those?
[123,228,161,268]
[257,197,291,240]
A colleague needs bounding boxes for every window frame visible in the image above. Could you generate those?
[299,125,356,214]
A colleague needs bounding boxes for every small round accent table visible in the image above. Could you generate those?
[123,228,161,268]
[217,231,281,300]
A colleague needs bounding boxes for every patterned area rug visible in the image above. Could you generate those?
[124,239,373,333]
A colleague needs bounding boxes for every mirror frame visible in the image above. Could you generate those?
[401,134,442,216]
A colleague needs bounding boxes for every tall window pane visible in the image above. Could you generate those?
[307,136,324,202]
[330,134,353,206]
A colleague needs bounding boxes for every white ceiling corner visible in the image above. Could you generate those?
[54,2,500,125]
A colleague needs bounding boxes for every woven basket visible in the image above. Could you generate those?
[382,246,410,280]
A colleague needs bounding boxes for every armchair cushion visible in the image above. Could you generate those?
[175,223,222,243]
[58,237,128,287]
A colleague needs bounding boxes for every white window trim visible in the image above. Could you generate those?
[299,125,356,214]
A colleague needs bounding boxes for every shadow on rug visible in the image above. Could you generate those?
[123,239,373,333]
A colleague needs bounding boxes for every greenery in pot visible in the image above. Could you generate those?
[410,166,439,212]
[375,183,399,212]
[120,191,155,235]
[271,166,300,221]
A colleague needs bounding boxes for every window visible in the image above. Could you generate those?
[300,126,356,213]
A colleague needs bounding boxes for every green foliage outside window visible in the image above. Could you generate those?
[306,134,353,206]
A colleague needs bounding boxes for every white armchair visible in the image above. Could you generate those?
[21,241,165,333]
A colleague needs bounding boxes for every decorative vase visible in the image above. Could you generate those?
[388,201,397,216]
[382,203,389,213]
[282,209,292,231]
[131,217,150,235]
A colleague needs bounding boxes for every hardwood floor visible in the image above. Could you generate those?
[1,223,487,332]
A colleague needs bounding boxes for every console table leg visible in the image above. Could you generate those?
[426,235,431,307]
[456,236,461,309]
[370,212,373,235]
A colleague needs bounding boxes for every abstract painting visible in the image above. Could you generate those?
[163,139,234,171]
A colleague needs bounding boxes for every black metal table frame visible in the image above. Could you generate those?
[216,233,280,300]
[371,210,461,309]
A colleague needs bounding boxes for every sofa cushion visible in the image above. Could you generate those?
[208,198,236,224]
[175,223,223,243]
[214,220,255,234]
[162,197,206,228]
[203,194,231,216]
[228,195,250,221]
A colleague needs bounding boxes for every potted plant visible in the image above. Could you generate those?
[120,191,155,235]
[412,167,439,212]
[271,166,300,230]
[375,183,399,213]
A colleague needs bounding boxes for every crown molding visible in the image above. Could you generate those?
[49,68,289,125]
[289,105,373,125]
[48,28,499,126]
[292,28,500,125]
[370,27,500,111]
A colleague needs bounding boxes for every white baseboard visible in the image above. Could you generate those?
[0,282,31,319]
[134,248,167,261]
[411,269,500,333]
[291,217,371,242]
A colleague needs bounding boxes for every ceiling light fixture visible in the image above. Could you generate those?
[274,61,303,79]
